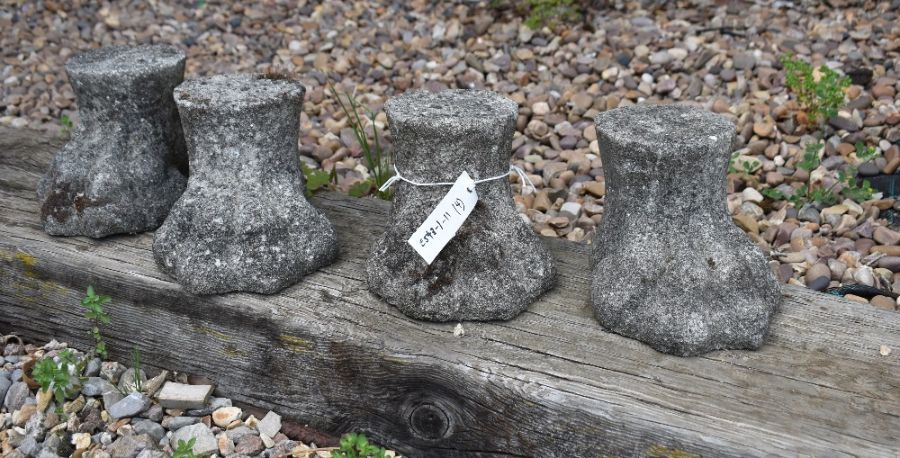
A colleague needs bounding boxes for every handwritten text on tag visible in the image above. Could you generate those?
[408,172,478,264]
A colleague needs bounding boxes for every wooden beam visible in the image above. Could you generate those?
[1,127,898,457]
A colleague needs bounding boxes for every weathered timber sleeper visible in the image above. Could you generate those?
[1,127,898,457]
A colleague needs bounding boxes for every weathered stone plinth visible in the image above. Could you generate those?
[367,90,556,322]
[37,45,188,238]
[591,105,781,356]
[152,74,337,295]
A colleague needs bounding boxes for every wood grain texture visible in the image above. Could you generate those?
[0,127,898,457]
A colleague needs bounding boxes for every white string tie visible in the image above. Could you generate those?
[378,164,535,194]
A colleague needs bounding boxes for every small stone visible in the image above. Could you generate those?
[798,205,820,223]
[82,377,115,397]
[17,435,40,457]
[571,92,593,111]
[102,389,124,410]
[765,171,785,186]
[234,434,265,455]
[872,85,895,99]
[649,50,672,65]
[36,388,53,412]
[375,52,394,69]
[12,403,37,426]
[224,425,258,443]
[100,362,125,384]
[217,432,235,456]
[583,181,605,197]
[532,101,550,116]
[71,432,92,450]
[135,451,167,458]
[0,377,10,405]
[741,187,764,203]
[871,245,900,256]
[753,119,775,138]
[261,433,275,448]
[874,226,900,245]
[108,392,150,419]
[142,404,164,422]
[821,204,848,217]
[212,406,242,428]
[806,276,830,292]
[63,395,85,414]
[805,263,831,290]
[870,295,896,311]
[655,78,676,94]
[132,420,166,442]
[732,52,756,70]
[156,383,213,410]
[170,423,217,457]
[4,382,29,411]
[84,358,102,377]
[559,202,582,219]
[712,99,731,113]
[25,410,46,441]
[106,433,158,458]
[162,416,199,431]
[257,411,282,438]
[854,266,875,286]
[828,116,859,132]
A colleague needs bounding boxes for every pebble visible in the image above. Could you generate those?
[132,419,166,442]
[171,423,218,456]
[257,411,282,438]
[156,382,213,410]
[3,382,29,412]
[805,263,831,290]
[82,377,116,397]
[870,295,897,311]
[235,434,265,455]
[532,102,550,116]
[108,392,150,419]
[212,406,242,428]
[874,227,900,246]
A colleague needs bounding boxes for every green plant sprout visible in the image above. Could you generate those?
[727,152,759,176]
[301,163,336,196]
[131,347,143,393]
[32,349,79,409]
[329,82,394,200]
[762,142,878,206]
[172,438,199,458]
[59,114,73,136]
[81,285,111,359]
[524,0,581,29]
[781,53,850,128]
[332,432,387,458]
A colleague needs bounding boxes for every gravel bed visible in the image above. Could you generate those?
[2,0,900,308]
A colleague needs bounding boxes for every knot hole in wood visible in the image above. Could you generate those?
[406,401,453,440]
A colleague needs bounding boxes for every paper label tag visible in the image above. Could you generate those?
[408,171,478,265]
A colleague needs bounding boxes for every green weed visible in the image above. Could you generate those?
[762,142,878,206]
[524,0,581,29]
[81,285,110,359]
[781,53,850,128]
[172,438,199,458]
[32,349,79,409]
[328,82,393,200]
[332,432,387,458]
